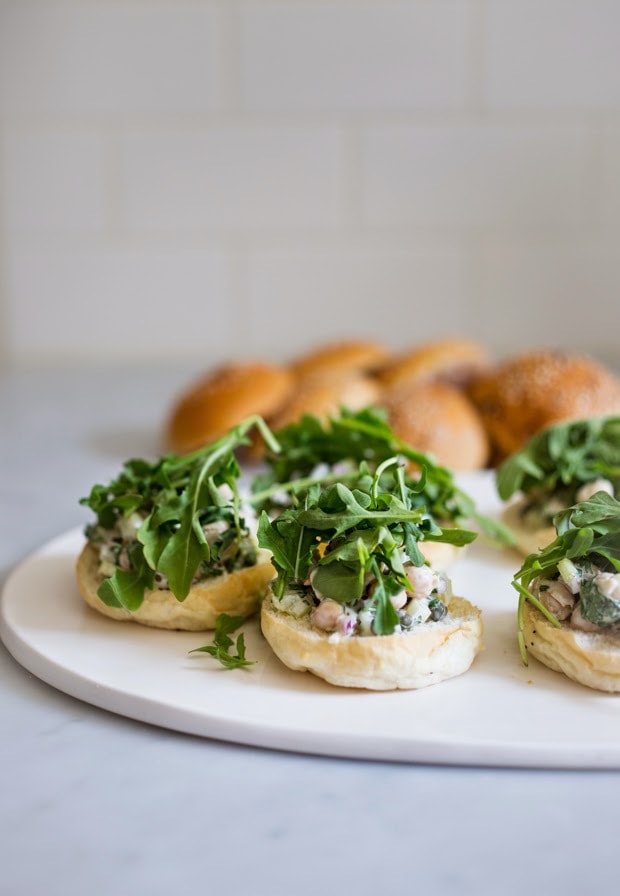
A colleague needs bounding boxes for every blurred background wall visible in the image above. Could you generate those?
[0,0,619,369]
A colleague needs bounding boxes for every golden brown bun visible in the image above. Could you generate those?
[76,542,275,631]
[269,374,380,430]
[290,339,391,381]
[377,338,489,390]
[164,362,295,454]
[383,380,490,471]
[244,373,381,461]
[261,591,483,690]
[501,501,556,558]
[469,350,620,463]
[523,602,620,692]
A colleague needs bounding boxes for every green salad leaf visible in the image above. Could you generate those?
[496,415,620,501]
[189,614,254,669]
[512,491,620,662]
[251,406,512,545]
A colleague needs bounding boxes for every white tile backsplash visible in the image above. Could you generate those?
[592,129,620,231]
[1,0,620,368]
[362,124,588,233]
[119,126,346,234]
[5,246,235,364]
[0,3,221,119]
[240,1,471,113]
[246,244,467,358]
[2,130,106,235]
[475,241,620,360]
[485,0,620,109]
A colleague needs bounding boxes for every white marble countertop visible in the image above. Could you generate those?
[1,365,618,896]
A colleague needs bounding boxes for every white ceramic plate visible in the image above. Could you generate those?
[2,472,620,767]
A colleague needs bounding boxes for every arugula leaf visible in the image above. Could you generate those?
[189,614,254,669]
[496,415,620,501]
[311,560,365,604]
[97,543,155,611]
[368,566,402,636]
[251,406,512,545]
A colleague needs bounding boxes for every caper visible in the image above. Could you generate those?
[429,598,447,621]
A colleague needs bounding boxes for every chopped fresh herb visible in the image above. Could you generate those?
[189,614,254,669]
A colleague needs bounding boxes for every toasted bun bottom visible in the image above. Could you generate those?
[501,502,557,558]
[261,592,483,690]
[523,602,620,693]
[76,543,275,631]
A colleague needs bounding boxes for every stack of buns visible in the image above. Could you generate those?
[164,339,620,471]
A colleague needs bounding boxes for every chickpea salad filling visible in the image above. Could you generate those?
[273,555,452,640]
[258,457,476,639]
[85,510,259,593]
[513,491,620,661]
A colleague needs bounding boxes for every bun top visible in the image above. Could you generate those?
[383,380,490,471]
[468,349,620,461]
[377,338,489,390]
[290,339,390,381]
[268,374,380,431]
[165,361,294,454]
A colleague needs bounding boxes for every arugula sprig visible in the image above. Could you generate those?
[512,491,620,663]
[80,415,280,610]
[496,415,620,502]
[251,406,512,545]
[189,614,254,670]
[257,458,477,636]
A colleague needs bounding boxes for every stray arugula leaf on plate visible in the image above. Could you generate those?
[190,614,254,669]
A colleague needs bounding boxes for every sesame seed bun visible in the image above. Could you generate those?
[164,362,295,454]
[76,542,275,631]
[289,339,391,382]
[383,380,490,471]
[468,350,620,463]
[269,374,381,430]
[261,591,483,690]
[523,601,620,693]
[377,338,489,391]
[244,372,381,462]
